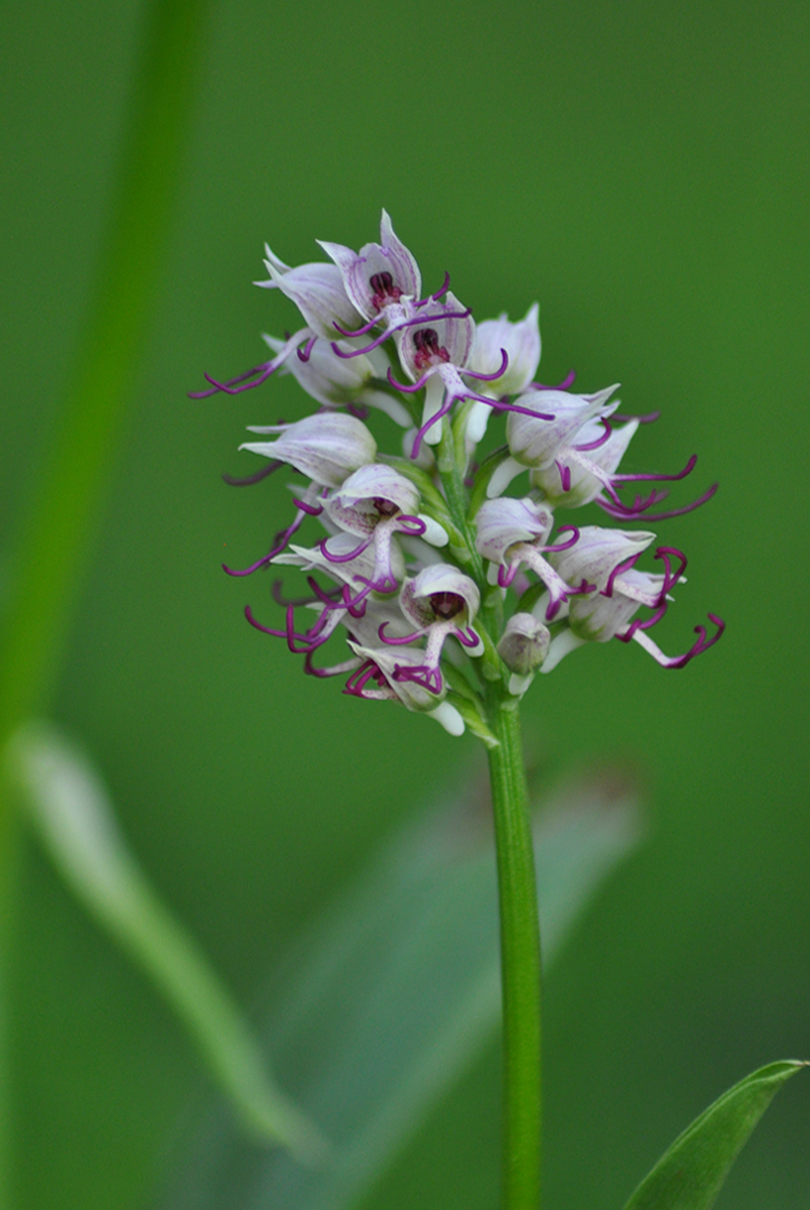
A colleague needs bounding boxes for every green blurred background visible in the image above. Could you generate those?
[2,1,809,1207]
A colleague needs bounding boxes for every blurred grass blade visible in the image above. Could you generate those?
[622,1060,807,1210]
[161,769,642,1210]
[4,722,326,1163]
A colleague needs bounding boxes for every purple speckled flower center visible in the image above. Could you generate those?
[370,271,402,312]
[413,328,451,371]
[373,497,399,518]
[429,591,465,621]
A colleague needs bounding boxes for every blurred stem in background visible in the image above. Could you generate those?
[0,0,210,1203]
[488,700,543,1210]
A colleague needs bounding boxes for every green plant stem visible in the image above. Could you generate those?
[487,695,543,1210]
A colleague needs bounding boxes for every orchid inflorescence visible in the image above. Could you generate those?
[194,211,724,739]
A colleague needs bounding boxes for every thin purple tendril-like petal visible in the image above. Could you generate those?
[387,365,433,393]
[332,315,380,338]
[291,497,324,516]
[244,604,286,639]
[484,398,556,421]
[430,271,451,301]
[574,421,613,452]
[531,370,576,391]
[655,546,688,597]
[304,649,361,679]
[411,393,458,459]
[497,561,520,589]
[454,626,481,649]
[318,535,373,564]
[612,410,660,424]
[189,362,270,399]
[601,556,640,599]
[544,525,580,553]
[378,622,425,646]
[463,349,510,382]
[614,454,698,484]
[297,335,318,362]
[555,461,572,492]
[223,507,306,576]
[331,308,473,360]
[396,515,427,537]
[222,460,283,487]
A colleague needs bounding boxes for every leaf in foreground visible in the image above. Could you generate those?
[161,767,642,1210]
[4,721,325,1163]
[623,1059,807,1210]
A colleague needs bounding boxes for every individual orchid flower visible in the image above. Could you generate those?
[344,641,466,736]
[275,529,401,618]
[464,304,541,445]
[541,526,723,671]
[262,335,411,427]
[318,210,422,332]
[490,382,716,521]
[388,295,539,455]
[375,564,483,695]
[322,463,447,594]
[246,532,416,664]
[473,496,582,621]
[191,250,366,401]
[486,384,621,497]
[239,412,377,490]
[529,414,640,508]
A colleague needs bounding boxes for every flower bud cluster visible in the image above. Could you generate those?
[196,212,724,739]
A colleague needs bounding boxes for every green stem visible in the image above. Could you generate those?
[487,695,542,1210]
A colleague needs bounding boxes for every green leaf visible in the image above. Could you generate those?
[4,722,327,1163]
[160,770,641,1210]
[623,1060,807,1210]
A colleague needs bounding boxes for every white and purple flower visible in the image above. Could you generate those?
[199,213,724,735]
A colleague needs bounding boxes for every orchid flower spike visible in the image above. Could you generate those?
[206,213,724,733]
[474,496,579,620]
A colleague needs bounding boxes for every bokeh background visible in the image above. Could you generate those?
[2,1,809,1207]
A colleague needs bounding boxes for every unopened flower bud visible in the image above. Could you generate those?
[497,613,550,675]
